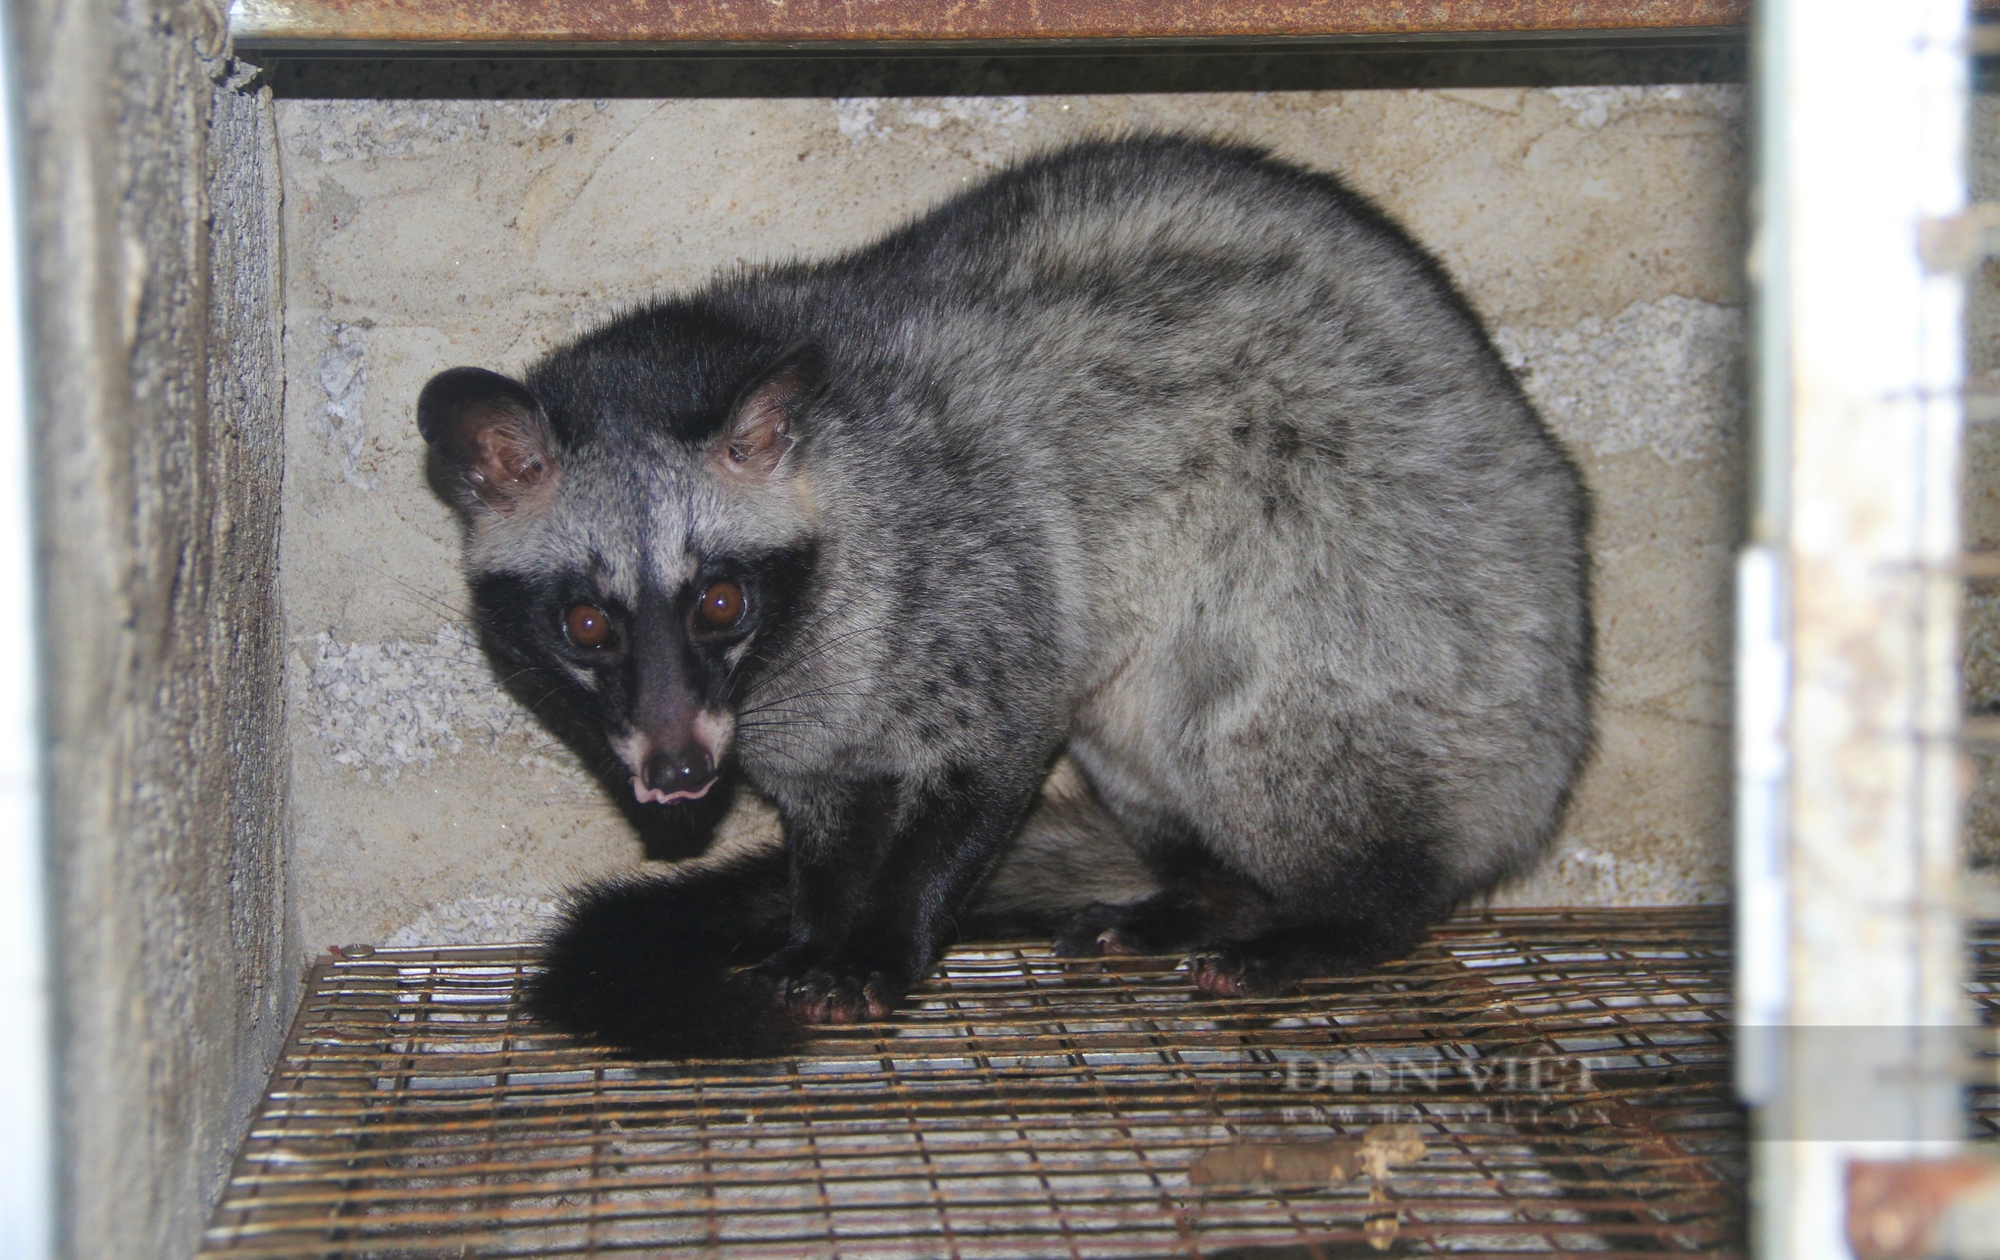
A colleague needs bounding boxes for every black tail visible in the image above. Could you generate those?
[523,847,798,1058]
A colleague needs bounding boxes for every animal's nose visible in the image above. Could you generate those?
[642,746,715,798]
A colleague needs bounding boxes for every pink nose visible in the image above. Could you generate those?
[632,746,716,804]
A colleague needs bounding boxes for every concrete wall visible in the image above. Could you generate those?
[1965,91,2000,877]
[12,2,292,1255]
[276,79,1747,955]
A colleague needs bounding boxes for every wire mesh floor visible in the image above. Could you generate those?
[199,907,1743,1259]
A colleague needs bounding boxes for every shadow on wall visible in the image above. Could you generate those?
[262,44,1746,101]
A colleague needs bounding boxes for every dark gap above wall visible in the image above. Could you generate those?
[261,42,1746,99]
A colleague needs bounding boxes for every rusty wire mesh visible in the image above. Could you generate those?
[1964,928,2000,1140]
[198,907,1743,1258]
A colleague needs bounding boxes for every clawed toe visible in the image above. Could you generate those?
[1054,926,1147,958]
[772,965,902,1024]
[1094,927,1148,956]
[1052,902,1128,956]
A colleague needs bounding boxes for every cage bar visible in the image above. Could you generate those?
[1742,0,1977,1256]
[0,12,51,1260]
[226,0,1752,54]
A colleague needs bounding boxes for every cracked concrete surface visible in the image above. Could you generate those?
[1494,295,1744,463]
[1963,94,2000,873]
[277,85,1748,956]
[19,0,291,1245]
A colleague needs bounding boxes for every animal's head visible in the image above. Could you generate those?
[418,312,821,806]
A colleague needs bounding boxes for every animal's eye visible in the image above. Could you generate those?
[696,581,745,630]
[564,603,613,649]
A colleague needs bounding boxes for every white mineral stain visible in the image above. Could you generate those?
[284,100,559,163]
[904,97,1029,129]
[1547,84,1741,131]
[832,96,1028,142]
[832,98,886,140]
[303,625,547,781]
[314,318,372,490]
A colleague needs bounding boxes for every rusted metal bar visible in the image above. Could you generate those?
[1185,1127,1427,1191]
[228,0,1751,53]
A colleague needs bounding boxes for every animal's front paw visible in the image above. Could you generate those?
[786,968,898,1023]
[1189,949,1248,996]
[758,951,904,1024]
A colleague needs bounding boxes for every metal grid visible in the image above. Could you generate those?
[1963,929,2000,1140]
[199,907,1742,1259]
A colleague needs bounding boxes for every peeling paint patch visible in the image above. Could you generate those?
[383,892,563,947]
[314,318,371,489]
[303,625,542,780]
[1495,296,1746,463]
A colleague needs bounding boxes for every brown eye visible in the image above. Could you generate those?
[697,581,744,630]
[564,603,612,649]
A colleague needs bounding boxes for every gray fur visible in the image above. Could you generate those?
[428,135,1592,1017]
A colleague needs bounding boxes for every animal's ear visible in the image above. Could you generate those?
[417,367,560,513]
[711,349,821,482]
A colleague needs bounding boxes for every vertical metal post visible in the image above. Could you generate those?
[0,15,50,1260]
[1742,0,1972,1256]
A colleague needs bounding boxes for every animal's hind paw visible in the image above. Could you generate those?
[1189,948,1281,997]
[1052,898,1204,958]
[1052,902,1132,956]
[1054,920,1151,958]
[1189,920,1428,997]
